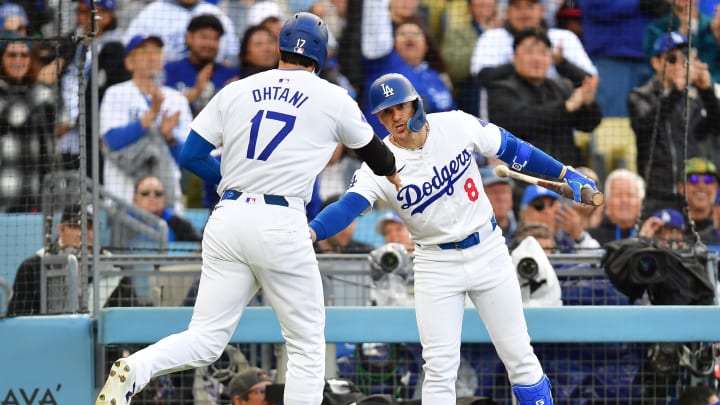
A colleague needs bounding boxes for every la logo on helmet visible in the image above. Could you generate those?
[381,83,395,98]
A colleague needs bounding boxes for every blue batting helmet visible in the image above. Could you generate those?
[279,12,329,74]
[368,73,426,132]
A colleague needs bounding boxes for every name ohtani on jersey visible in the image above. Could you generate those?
[398,149,473,215]
[252,86,309,109]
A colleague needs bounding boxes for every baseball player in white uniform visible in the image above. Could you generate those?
[96,13,400,405]
[309,73,599,404]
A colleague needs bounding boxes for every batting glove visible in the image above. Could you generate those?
[561,166,598,203]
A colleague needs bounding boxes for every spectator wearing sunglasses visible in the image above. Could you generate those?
[516,184,601,252]
[588,169,645,245]
[629,32,720,218]
[125,174,202,243]
[514,185,569,252]
[228,367,274,405]
[643,0,720,83]
[135,174,201,242]
[680,157,720,234]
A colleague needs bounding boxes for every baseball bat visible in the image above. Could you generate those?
[494,165,605,206]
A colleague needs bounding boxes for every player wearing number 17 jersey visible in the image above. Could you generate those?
[310,73,600,404]
[96,13,400,405]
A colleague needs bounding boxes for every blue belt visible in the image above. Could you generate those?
[436,216,497,250]
[220,190,289,207]
[438,232,480,250]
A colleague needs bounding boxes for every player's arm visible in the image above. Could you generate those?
[351,135,401,189]
[494,126,597,202]
[309,192,371,242]
[179,129,221,185]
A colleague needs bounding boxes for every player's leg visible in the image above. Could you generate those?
[97,205,259,404]
[465,229,553,405]
[412,248,468,403]
[250,207,326,405]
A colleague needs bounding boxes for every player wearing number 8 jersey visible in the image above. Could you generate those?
[310,73,599,404]
[96,13,400,405]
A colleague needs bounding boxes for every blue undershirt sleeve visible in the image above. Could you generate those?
[309,192,371,241]
[179,130,222,185]
[104,120,146,151]
[167,140,184,164]
[495,126,565,178]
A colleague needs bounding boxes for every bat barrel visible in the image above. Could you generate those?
[581,187,604,206]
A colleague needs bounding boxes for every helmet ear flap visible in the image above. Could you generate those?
[406,97,426,133]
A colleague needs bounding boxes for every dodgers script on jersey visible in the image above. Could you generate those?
[190,69,374,204]
[348,110,502,245]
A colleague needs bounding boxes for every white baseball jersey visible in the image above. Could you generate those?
[348,110,548,403]
[123,0,239,66]
[190,68,375,204]
[100,80,193,210]
[469,27,598,77]
[349,110,502,246]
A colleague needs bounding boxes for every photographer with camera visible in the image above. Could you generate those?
[310,73,600,404]
[510,224,562,307]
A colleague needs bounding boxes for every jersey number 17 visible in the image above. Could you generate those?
[247,109,297,161]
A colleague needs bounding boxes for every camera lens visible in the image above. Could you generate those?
[636,255,658,279]
[380,251,399,272]
[517,258,539,279]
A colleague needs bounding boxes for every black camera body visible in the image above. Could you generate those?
[516,257,539,280]
[603,238,715,305]
[368,243,412,282]
[510,236,562,306]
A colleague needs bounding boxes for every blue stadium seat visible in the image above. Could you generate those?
[184,208,211,236]
[0,213,44,290]
[353,208,391,248]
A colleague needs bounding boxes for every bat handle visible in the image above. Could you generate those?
[580,187,604,206]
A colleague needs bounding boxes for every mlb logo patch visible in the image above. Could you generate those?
[245,197,257,204]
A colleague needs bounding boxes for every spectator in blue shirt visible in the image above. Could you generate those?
[579,0,658,117]
[164,13,239,116]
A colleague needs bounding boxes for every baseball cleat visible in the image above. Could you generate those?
[96,359,136,405]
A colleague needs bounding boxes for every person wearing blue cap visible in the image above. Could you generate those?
[644,0,720,82]
[98,33,193,213]
[639,208,685,240]
[518,184,600,251]
[628,31,720,218]
[639,208,689,249]
[0,2,28,34]
[376,210,414,251]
